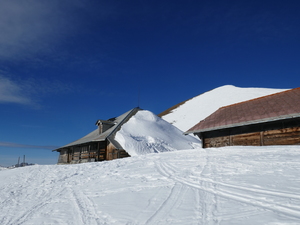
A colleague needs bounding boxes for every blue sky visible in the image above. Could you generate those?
[1,0,300,166]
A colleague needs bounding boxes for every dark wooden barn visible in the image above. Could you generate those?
[185,88,300,148]
[53,108,141,164]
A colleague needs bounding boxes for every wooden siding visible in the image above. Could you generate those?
[231,132,261,146]
[263,127,300,145]
[203,136,230,148]
[57,140,130,164]
[57,149,69,164]
[202,126,300,148]
[106,142,130,160]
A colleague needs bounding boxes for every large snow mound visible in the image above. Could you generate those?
[162,85,288,131]
[115,110,201,156]
[1,146,300,224]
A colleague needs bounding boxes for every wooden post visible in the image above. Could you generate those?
[97,142,100,161]
[260,131,264,146]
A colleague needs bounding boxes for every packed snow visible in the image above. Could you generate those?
[115,110,201,156]
[1,146,300,224]
[161,85,288,131]
[0,166,7,171]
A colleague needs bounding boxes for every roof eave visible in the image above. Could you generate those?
[185,113,300,134]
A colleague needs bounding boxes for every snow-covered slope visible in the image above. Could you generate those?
[0,166,7,171]
[1,146,300,224]
[115,110,201,156]
[161,85,288,131]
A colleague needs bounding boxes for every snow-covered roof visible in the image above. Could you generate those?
[54,107,201,155]
[54,107,141,151]
[115,110,201,156]
[185,87,300,134]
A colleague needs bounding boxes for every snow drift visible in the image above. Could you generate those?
[161,85,287,131]
[115,110,201,156]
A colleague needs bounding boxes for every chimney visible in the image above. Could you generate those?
[95,120,115,134]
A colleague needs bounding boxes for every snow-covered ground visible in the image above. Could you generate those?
[0,166,7,171]
[1,146,300,225]
[162,85,287,131]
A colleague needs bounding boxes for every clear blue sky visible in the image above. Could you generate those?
[1,0,299,166]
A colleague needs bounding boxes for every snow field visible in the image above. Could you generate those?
[1,146,300,224]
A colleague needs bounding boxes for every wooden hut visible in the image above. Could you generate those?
[185,88,300,148]
[53,107,141,164]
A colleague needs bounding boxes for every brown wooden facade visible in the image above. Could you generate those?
[199,117,300,148]
[186,88,300,148]
[57,140,130,164]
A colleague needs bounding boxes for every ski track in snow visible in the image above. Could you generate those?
[159,160,300,220]
[154,148,300,224]
[1,146,300,224]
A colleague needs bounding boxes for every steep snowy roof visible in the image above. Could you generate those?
[54,108,140,151]
[115,110,201,156]
[186,87,300,134]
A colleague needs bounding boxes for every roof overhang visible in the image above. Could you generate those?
[184,113,300,134]
[52,139,106,152]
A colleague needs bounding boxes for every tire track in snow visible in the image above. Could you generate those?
[134,187,169,223]
[159,161,219,225]
[145,161,193,224]
[188,174,300,201]
[145,183,186,225]
[69,187,102,225]
[157,161,300,220]
[0,168,61,225]
[7,186,68,225]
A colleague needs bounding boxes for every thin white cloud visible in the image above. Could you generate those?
[0,1,64,60]
[0,74,77,106]
[0,141,58,150]
[0,0,116,62]
[0,75,32,104]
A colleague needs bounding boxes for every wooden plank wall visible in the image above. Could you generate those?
[58,141,130,164]
[58,149,69,164]
[263,127,300,145]
[203,127,300,148]
[106,142,130,160]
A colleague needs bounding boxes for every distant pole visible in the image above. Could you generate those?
[17,157,20,167]
[23,155,25,166]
